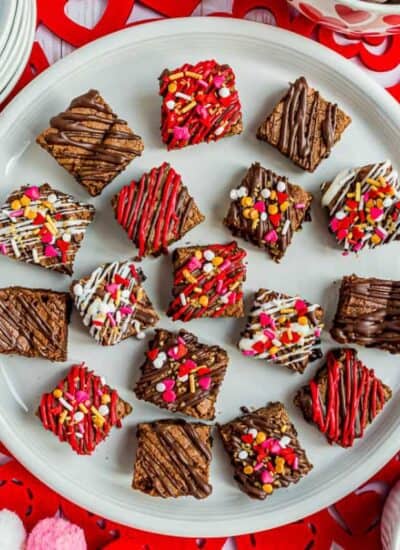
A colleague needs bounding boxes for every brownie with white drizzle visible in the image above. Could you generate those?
[71,260,159,346]
[238,289,324,373]
[0,184,95,275]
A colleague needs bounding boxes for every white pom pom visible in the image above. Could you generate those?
[0,509,26,550]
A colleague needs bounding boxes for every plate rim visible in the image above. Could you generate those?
[0,17,399,537]
[0,0,17,58]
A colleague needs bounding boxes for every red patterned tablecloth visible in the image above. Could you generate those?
[1,1,399,549]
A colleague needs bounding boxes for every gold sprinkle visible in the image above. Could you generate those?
[59,410,68,424]
[10,200,21,211]
[262,483,273,494]
[185,71,202,79]
[169,71,184,80]
[183,269,197,284]
[168,82,177,93]
[194,250,202,260]
[189,374,196,393]
[53,389,63,398]
[101,394,111,404]
[243,465,253,475]
[20,195,31,207]
[79,404,88,414]
[181,100,197,114]
[212,256,223,267]
[45,222,57,236]
[355,181,361,202]
[241,196,254,207]
[199,295,209,307]
[281,424,288,433]
[280,308,295,314]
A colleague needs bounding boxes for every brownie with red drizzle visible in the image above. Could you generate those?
[224,163,313,262]
[37,363,132,455]
[167,241,247,321]
[132,419,212,498]
[36,90,144,197]
[159,60,243,150]
[218,402,312,500]
[294,348,392,447]
[134,329,228,420]
[331,274,400,353]
[111,162,205,259]
[257,77,351,172]
[0,184,95,275]
[0,286,71,362]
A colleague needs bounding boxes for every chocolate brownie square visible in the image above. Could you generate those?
[331,274,400,353]
[257,76,351,172]
[294,348,392,447]
[71,260,159,346]
[321,161,400,254]
[111,162,205,259]
[132,419,212,499]
[36,89,144,196]
[0,286,71,361]
[135,329,228,420]
[0,183,95,275]
[238,289,324,373]
[37,363,132,455]
[159,59,242,150]
[224,163,312,262]
[167,241,246,322]
[218,402,312,500]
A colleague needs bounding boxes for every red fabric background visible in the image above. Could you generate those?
[1,1,399,548]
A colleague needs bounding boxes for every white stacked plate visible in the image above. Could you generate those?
[0,0,36,104]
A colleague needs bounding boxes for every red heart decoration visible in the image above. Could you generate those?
[139,0,200,17]
[37,0,135,47]
[335,4,370,24]
[299,3,348,29]
[233,0,292,29]
[383,14,400,25]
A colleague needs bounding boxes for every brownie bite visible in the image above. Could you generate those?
[159,59,242,150]
[111,162,205,259]
[331,274,400,353]
[239,289,323,373]
[167,241,246,322]
[257,76,351,172]
[224,163,312,262]
[132,419,212,499]
[0,184,95,275]
[36,89,144,197]
[71,260,159,346]
[37,363,132,455]
[294,348,392,447]
[218,402,312,500]
[321,161,400,254]
[135,329,228,420]
[0,286,71,361]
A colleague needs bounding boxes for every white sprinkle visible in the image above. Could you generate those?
[248,428,258,438]
[218,86,230,98]
[383,197,393,208]
[203,262,213,274]
[166,99,176,110]
[230,189,238,200]
[48,193,57,203]
[99,405,109,416]
[272,339,282,347]
[335,210,346,220]
[115,311,122,324]
[277,181,286,192]
[281,219,291,235]
[121,289,130,299]
[238,186,248,198]
[100,376,106,385]
[156,382,166,392]
[203,249,215,261]
[178,374,188,382]
[158,352,167,362]
[220,294,229,304]
[62,233,71,243]
[75,432,83,439]
[73,411,84,423]
[238,450,248,460]
[32,248,39,263]
[215,125,224,136]
[176,91,192,101]
[261,188,270,199]
[153,357,165,369]
[10,238,20,258]
[136,331,145,340]
[59,397,73,412]
[179,293,187,306]
[260,212,268,221]
[73,284,83,297]
[280,435,291,448]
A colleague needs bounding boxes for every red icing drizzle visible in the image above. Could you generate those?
[310,349,386,447]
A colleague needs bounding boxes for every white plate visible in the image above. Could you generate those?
[0,0,17,58]
[0,18,399,538]
[0,0,25,87]
[0,0,36,104]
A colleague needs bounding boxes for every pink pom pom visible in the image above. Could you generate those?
[26,517,86,550]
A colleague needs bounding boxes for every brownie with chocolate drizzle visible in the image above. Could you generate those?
[134,329,228,420]
[111,162,205,260]
[167,241,247,322]
[224,163,313,262]
[0,286,71,362]
[36,89,144,197]
[294,348,392,447]
[37,363,132,455]
[218,402,312,500]
[331,274,400,354]
[132,419,212,499]
[159,59,243,150]
[257,76,351,172]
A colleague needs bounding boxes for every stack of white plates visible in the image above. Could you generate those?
[0,0,36,104]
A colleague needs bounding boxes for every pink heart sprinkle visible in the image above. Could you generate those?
[162,389,176,403]
[0,244,7,255]
[24,186,40,200]
[213,75,224,88]
[167,346,179,359]
[329,218,339,232]
[41,233,54,244]
[198,376,211,390]
[187,257,202,271]
[314,328,321,338]
[106,283,119,294]
[44,245,58,258]
[163,379,175,390]
[264,230,278,243]
[259,312,272,327]
[294,299,307,313]
[119,306,133,316]
[173,126,190,140]
[370,207,383,220]
[261,470,273,484]
[195,105,208,118]
[75,390,89,403]
[253,201,266,213]
[242,350,256,356]
[228,292,237,305]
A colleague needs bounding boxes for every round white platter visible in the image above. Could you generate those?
[0,17,399,537]
[0,0,17,59]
